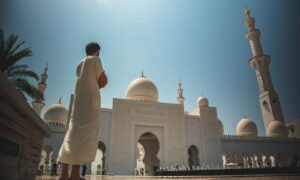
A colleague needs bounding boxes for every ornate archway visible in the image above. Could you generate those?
[91,141,106,175]
[188,145,199,169]
[137,132,160,175]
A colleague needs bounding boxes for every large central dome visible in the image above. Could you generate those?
[126,72,159,102]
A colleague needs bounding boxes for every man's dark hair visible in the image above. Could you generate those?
[85,42,101,56]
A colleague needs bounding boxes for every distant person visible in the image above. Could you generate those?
[140,168,144,176]
[51,160,57,176]
[39,165,44,175]
[57,42,108,180]
[81,164,87,177]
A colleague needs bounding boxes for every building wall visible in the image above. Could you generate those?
[61,93,300,175]
[107,98,187,175]
[99,108,113,170]
[42,130,65,161]
[198,106,222,166]
[0,73,50,180]
[185,115,201,157]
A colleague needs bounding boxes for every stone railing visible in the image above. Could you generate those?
[0,73,51,180]
[221,134,300,143]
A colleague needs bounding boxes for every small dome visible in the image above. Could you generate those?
[266,121,288,138]
[197,96,209,107]
[44,100,68,128]
[126,73,158,102]
[218,119,224,136]
[236,117,258,136]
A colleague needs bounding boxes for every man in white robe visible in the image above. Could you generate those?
[58,42,107,180]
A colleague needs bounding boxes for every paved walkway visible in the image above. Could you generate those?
[36,175,300,180]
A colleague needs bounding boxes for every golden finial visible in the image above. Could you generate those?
[141,71,145,78]
[177,79,184,100]
[178,79,182,89]
[243,0,251,18]
[58,97,62,103]
[44,62,48,74]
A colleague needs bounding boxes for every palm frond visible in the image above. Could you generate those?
[6,67,39,81]
[11,40,26,55]
[0,29,39,101]
[11,77,40,99]
[0,29,32,71]
[3,64,28,76]
[4,64,28,74]
[0,47,32,71]
[4,34,18,55]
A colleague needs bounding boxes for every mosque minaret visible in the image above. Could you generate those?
[177,79,185,104]
[245,6,285,131]
[32,64,48,116]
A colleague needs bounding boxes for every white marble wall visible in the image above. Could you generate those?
[107,98,187,175]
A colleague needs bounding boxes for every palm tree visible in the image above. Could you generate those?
[0,28,40,99]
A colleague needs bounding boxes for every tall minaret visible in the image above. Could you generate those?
[32,64,48,116]
[177,79,185,104]
[244,5,284,130]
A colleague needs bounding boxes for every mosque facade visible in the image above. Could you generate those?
[36,6,300,176]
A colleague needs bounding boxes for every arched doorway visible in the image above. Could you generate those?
[137,132,160,176]
[262,154,267,167]
[42,146,53,175]
[252,153,259,168]
[242,153,249,168]
[270,155,276,167]
[222,152,229,168]
[188,145,199,169]
[232,152,240,164]
[91,141,106,175]
[38,149,47,175]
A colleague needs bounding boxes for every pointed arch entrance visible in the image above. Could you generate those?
[137,132,160,175]
[188,145,199,169]
[91,141,106,175]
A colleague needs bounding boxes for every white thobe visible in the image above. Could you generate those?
[58,56,104,165]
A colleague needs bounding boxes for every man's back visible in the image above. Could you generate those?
[76,56,102,93]
[58,42,105,180]
[73,56,103,112]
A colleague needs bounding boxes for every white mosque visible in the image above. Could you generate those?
[34,6,300,176]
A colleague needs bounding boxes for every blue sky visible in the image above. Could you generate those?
[1,0,299,135]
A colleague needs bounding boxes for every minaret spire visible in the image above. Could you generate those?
[244,5,285,131]
[32,63,48,116]
[177,79,185,105]
[243,0,250,17]
[140,71,145,78]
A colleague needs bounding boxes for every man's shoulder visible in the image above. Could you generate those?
[77,56,101,70]
[85,56,101,62]
[77,56,99,65]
